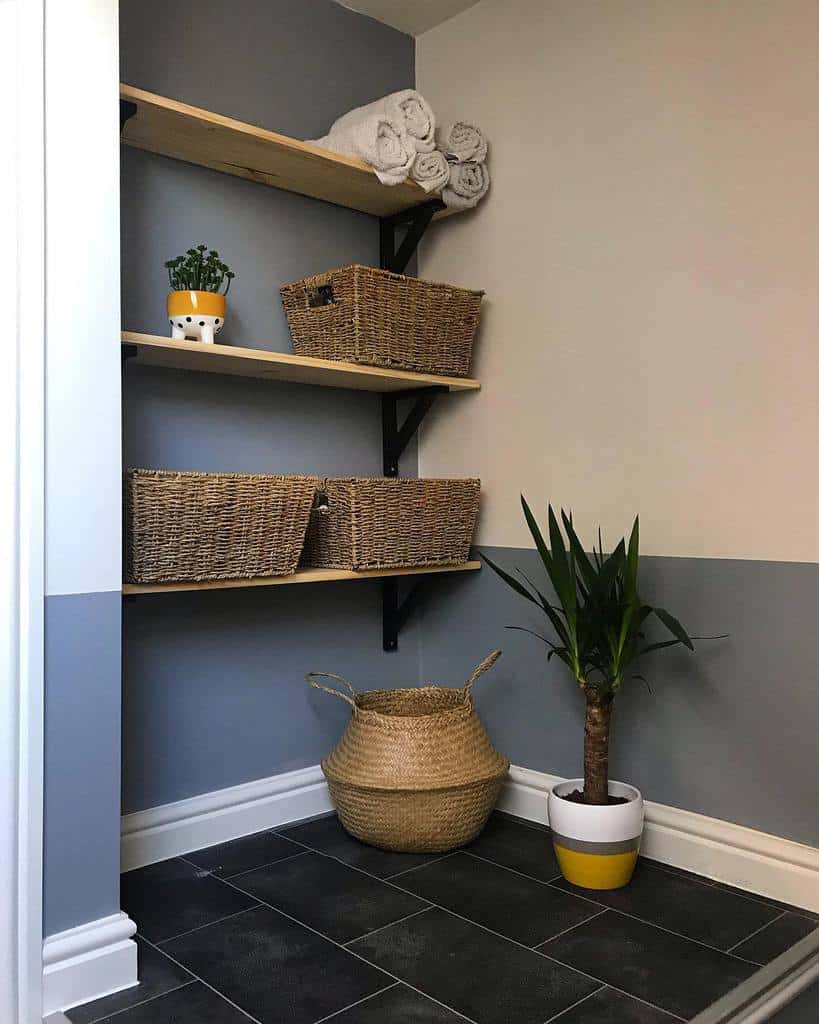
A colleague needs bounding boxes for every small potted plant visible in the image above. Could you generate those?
[484,501,724,890]
[165,245,235,344]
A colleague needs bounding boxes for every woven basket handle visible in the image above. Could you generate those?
[463,650,502,695]
[306,671,357,709]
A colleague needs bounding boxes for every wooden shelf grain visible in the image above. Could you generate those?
[122,561,481,596]
[122,333,480,393]
[120,84,450,218]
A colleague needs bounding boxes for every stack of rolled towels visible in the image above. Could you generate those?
[309,91,490,211]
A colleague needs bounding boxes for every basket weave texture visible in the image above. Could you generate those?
[308,651,509,852]
[301,477,480,571]
[280,264,483,377]
[125,469,317,583]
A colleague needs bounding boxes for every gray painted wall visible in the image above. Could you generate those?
[44,592,122,935]
[119,0,418,813]
[421,548,819,848]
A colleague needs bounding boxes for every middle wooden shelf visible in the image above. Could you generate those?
[123,561,482,595]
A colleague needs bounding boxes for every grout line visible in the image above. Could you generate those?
[178,849,308,878]
[155,905,261,946]
[342,907,433,946]
[309,982,399,1024]
[462,850,586,895]
[539,984,605,1024]
[532,908,608,948]
[139,935,263,1024]
[385,852,458,879]
[726,910,788,954]
[639,858,718,887]
[73,980,196,1024]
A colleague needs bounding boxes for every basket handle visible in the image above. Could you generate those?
[463,650,502,695]
[306,671,357,708]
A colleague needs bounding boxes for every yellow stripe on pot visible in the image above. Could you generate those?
[167,290,226,317]
[553,844,639,890]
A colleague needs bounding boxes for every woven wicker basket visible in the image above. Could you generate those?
[300,477,480,571]
[125,469,317,584]
[280,265,483,377]
[308,651,509,852]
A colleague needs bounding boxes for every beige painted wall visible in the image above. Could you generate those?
[417,0,819,561]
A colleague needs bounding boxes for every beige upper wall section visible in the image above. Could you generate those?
[417,0,819,562]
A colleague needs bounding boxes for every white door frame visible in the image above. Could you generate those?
[2,0,47,1021]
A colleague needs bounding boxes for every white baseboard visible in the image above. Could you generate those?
[42,912,137,1016]
[499,766,819,913]
[121,765,333,871]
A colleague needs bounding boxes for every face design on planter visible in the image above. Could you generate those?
[169,314,223,344]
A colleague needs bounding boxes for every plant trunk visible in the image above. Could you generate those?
[583,693,612,805]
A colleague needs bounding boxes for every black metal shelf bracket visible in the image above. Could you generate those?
[382,577,427,652]
[382,386,446,477]
[379,199,445,275]
[120,99,137,134]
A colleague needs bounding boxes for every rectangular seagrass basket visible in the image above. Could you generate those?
[125,469,318,584]
[300,477,480,571]
[280,264,483,377]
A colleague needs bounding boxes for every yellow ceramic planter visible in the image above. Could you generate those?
[167,290,226,344]
[548,779,644,890]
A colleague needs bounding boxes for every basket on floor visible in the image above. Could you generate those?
[301,477,480,571]
[308,651,509,853]
[280,264,483,377]
[125,469,318,584]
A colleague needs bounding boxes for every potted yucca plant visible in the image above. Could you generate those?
[484,500,724,890]
[165,244,235,344]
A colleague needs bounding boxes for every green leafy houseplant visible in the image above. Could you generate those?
[165,244,235,294]
[483,500,724,806]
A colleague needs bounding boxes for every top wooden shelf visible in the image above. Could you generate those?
[120,84,449,219]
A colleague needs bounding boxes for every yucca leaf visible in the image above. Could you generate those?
[636,637,686,656]
[561,510,598,591]
[547,505,575,618]
[506,625,559,651]
[654,607,695,650]
[481,552,541,608]
[520,496,555,578]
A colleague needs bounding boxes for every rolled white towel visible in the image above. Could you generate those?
[310,113,415,186]
[325,90,435,153]
[437,122,488,164]
[410,150,451,193]
[442,161,490,210]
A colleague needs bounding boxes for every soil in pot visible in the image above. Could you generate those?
[562,789,630,806]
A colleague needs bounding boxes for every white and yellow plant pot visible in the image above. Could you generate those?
[167,290,226,344]
[548,779,644,890]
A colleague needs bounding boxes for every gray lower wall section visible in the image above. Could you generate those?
[120,0,419,813]
[44,591,122,936]
[420,548,819,848]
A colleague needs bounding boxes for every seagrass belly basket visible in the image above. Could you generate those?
[307,651,509,852]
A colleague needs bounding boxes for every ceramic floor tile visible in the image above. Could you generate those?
[184,829,303,877]
[551,860,780,950]
[542,910,757,1020]
[67,937,194,1024]
[466,813,561,883]
[227,851,428,943]
[92,982,254,1023]
[278,814,447,878]
[349,906,598,1024]
[395,851,600,946]
[547,986,679,1023]
[121,858,259,944]
[709,882,819,922]
[326,983,469,1023]
[162,904,390,1024]
[731,913,819,965]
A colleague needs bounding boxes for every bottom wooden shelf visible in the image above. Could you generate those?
[121,561,481,595]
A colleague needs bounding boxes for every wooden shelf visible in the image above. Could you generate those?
[122,333,480,393]
[120,84,451,219]
[122,561,481,596]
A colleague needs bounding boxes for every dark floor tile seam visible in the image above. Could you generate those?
[539,984,605,1024]
[725,910,788,954]
[384,852,459,879]
[461,849,581,891]
[339,906,435,947]
[529,908,609,948]
[310,982,399,1024]
[540,884,767,965]
[640,859,718,886]
[178,849,310,881]
[71,980,197,1024]
[137,935,263,1024]
[494,810,553,835]
[212,878,479,1024]
[152,905,262,946]
[716,887,819,921]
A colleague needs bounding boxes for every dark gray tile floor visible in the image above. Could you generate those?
[68,813,818,1024]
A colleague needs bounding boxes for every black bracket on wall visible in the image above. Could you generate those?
[382,577,427,652]
[382,386,446,477]
[379,199,445,275]
[120,99,137,134]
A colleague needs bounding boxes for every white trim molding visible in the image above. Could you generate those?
[499,766,819,913]
[42,912,137,1016]
[121,765,333,871]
